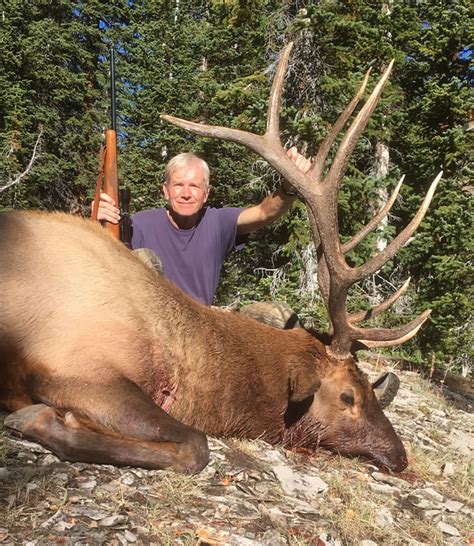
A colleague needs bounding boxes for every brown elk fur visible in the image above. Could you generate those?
[0,211,407,473]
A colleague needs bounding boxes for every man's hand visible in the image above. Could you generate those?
[286,146,312,175]
[237,146,312,234]
[91,192,120,224]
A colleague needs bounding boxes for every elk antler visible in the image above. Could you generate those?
[162,42,441,358]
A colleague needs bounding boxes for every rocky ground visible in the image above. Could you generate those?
[0,363,472,546]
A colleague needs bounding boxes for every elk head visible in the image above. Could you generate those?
[162,43,440,471]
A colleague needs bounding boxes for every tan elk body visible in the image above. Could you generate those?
[0,44,440,474]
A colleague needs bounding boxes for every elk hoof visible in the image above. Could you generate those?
[4,404,54,436]
[372,372,400,409]
[174,431,210,474]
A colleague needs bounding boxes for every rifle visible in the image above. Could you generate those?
[92,47,132,248]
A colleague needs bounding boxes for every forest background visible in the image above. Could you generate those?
[0,0,471,374]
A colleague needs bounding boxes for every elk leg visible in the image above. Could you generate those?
[4,379,209,473]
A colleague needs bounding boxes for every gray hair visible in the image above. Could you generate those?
[164,153,210,188]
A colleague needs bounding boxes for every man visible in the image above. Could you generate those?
[95,146,311,305]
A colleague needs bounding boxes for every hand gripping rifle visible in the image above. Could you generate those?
[92,47,132,248]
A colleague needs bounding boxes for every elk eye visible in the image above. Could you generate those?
[340,392,355,406]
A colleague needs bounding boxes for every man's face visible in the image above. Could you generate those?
[163,163,209,220]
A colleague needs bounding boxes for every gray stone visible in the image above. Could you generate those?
[99,514,128,527]
[272,464,328,497]
[407,494,441,510]
[368,482,399,496]
[375,507,394,528]
[69,506,109,520]
[119,472,136,486]
[78,479,97,489]
[420,487,444,502]
[40,454,60,465]
[372,471,408,489]
[448,429,474,455]
[228,535,261,545]
[124,530,137,542]
[436,521,460,536]
[260,530,287,546]
[444,499,464,512]
[54,520,74,531]
[442,462,455,477]
[17,452,37,463]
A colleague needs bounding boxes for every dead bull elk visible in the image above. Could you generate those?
[1,43,440,473]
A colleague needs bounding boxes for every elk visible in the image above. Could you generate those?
[0,44,439,474]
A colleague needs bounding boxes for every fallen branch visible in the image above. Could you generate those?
[0,128,43,193]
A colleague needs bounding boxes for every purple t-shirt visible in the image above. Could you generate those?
[131,207,242,305]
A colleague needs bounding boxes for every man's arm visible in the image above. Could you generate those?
[236,147,311,235]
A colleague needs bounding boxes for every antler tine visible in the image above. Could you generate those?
[342,175,404,254]
[356,309,431,348]
[266,42,293,140]
[162,44,314,200]
[309,68,372,183]
[162,43,294,155]
[353,171,442,282]
[324,60,394,194]
[349,277,411,324]
[161,114,264,153]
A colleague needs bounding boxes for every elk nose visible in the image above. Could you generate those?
[379,445,408,473]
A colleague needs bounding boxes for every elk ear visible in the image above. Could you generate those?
[372,372,400,409]
[289,365,321,402]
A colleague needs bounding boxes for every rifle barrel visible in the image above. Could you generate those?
[110,47,116,132]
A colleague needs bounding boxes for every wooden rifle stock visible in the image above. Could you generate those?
[92,48,132,248]
[103,129,120,240]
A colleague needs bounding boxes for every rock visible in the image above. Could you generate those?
[228,535,261,545]
[436,521,460,536]
[99,515,128,527]
[272,464,328,497]
[375,507,394,528]
[407,494,441,510]
[444,499,464,512]
[40,453,60,465]
[424,509,442,520]
[17,451,37,463]
[69,506,109,520]
[119,472,136,486]
[123,530,137,542]
[54,520,74,531]
[448,429,474,455]
[260,530,287,545]
[238,301,300,329]
[368,482,400,496]
[441,462,455,477]
[318,532,343,545]
[372,471,408,489]
[262,506,288,528]
[78,479,97,489]
[419,487,444,503]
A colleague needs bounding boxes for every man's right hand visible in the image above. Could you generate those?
[92,192,120,224]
